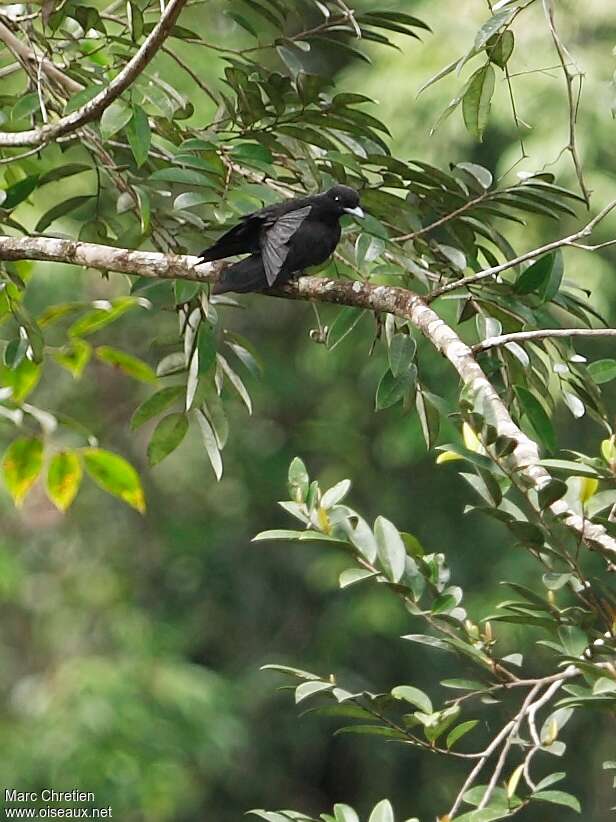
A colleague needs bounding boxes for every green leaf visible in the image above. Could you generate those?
[376,366,417,410]
[463,64,495,141]
[35,196,93,233]
[368,800,394,822]
[333,805,360,822]
[38,164,92,185]
[253,530,346,544]
[456,162,493,189]
[288,456,309,500]
[126,104,151,167]
[475,9,516,50]
[0,359,41,403]
[46,450,82,511]
[538,459,600,479]
[95,346,157,383]
[388,335,417,377]
[11,92,41,122]
[539,248,564,302]
[147,412,189,466]
[2,175,39,209]
[416,388,441,448]
[374,515,406,582]
[534,773,566,791]
[100,100,132,140]
[391,685,432,714]
[2,437,43,506]
[64,85,101,114]
[326,308,366,351]
[515,254,554,295]
[52,339,91,379]
[339,569,378,588]
[487,30,514,68]
[127,0,144,40]
[321,479,351,509]
[538,478,568,509]
[69,298,149,337]
[295,681,333,704]
[454,809,508,822]
[82,448,145,513]
[248,812,292,822]
[149,168,217,187]
[441,679,485,691]
[514,386,556,452]
[447,720,479,749]
[588,359,616,385]
[533,790,580,813]
[130,386,184,430]
[197,322,217,374]
[195,409,223,480]
[335,725,407,740]
[402,634,451,652]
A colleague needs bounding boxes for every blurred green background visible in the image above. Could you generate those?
[1,1,616,819]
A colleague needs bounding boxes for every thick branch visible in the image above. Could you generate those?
[0,0,186,147]
[1,233,616,561]
[473,327,616,353]
[0,20,83,94]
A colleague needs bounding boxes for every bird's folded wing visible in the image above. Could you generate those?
[261,205,312,287]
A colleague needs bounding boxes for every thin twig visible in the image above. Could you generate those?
[429,197,616,298]
[542,0,591,205]
[0,20,83,94]
[473,327,616,353]
[0,0,187,147]
[448,719,516,818]
[392,190,492,243]
[0,61,20,79]
[477,683,543,811]
[161,45,219,104]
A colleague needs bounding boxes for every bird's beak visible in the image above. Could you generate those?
[343,206,365,218]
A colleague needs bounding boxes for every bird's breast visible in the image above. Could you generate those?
[285,218,341,271]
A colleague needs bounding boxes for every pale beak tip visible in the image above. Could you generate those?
[344,206,365,219]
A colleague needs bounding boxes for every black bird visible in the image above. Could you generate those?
[199,185,364,294]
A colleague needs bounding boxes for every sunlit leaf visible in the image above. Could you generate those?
[46,450,82,511]
[82,448,145,512]
[2,436,43,506]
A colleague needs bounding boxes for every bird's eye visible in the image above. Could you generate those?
[334,196,340,201]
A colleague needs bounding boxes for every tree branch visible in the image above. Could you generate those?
[473,327,616,353]
[542,0,591,205]
[0,0,187,148]
[429,198,616,299]
[0,20,84,95]
[1,233,616,561]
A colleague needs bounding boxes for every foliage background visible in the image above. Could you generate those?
[1,0,615,819]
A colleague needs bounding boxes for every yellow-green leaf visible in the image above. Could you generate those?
[53,339,92,379]
[46,450,82,511]
[82,448,146,513]
[0,359,41,403]
[2,436,43,506]
[578,476,599,504]
[436,450,462,464]
[96,346,157,383]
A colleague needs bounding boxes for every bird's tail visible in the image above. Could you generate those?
[212,254,268,295]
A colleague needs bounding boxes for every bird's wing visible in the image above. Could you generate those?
[260,205,312,287]
[199,210,268,262]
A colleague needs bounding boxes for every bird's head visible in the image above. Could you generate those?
[324,185,364,219]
